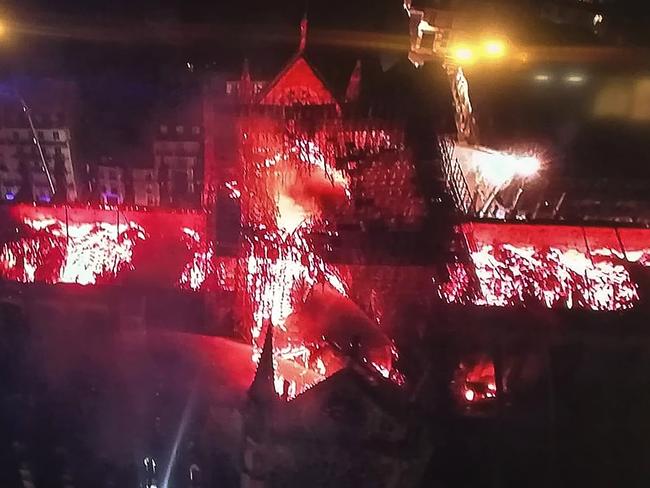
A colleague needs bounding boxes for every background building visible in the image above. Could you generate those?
[153,121,203,208]
[132,166,160,207]
[0,79,79,203]
[94,157,126,205]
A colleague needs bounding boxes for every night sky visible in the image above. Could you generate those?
[2,0,650,177]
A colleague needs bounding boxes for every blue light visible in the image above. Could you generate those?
[5,192,14,201]
[39,194,51,203]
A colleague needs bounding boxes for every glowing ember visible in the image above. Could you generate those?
[241,134,363,398]
[245,232,349,397]
[441,243,640,310]
[455,358,496,404]
[179,227,214,291]
[1,217,146,285]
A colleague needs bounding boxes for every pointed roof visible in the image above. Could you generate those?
[256,18,339,108]
[286,362,409,421]
[256,54,340,108]
[248,323,278,403]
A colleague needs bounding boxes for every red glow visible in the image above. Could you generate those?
[455,358,497,404]
[241,134,362,397]
[178,227,214,291]
[1,216,146,285]
[0,205,210,289]
[440,223,650,310]
[238,125,405,397]
[258,57,340,108]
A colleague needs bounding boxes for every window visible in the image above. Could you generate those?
[176,125,184,135]
[53,131,60,141]
[160,125,168,134]
[192,126,200,135]
[54,147,62,156]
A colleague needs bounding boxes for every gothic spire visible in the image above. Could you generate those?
[299,14,308,53]
[345,60,362,103]
[241,58,251,82]
[240,58,253,103]
[248,322,277,402]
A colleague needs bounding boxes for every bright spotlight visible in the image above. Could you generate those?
[0,22,7,38]
[565,74,585,84]
[516,155,541,177]
[451,45,475,65]
[483,39,506,58]
[475,149,541,186]
[464,389,475,402]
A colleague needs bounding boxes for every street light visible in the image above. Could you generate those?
[482,39,507,59]
[450,44,476,65]
[448,37,508,66]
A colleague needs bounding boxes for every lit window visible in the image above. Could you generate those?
[192,126,200,135]
[160,125,168,134]
[176,125,184,134]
